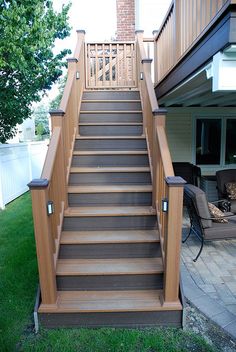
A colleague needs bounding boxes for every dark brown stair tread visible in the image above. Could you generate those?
[73,151,147,155]
[76,136,145,139]
[56,258,163,276]
[70,167,150,173]
[38,290,182,313]
[61,230,159,244]
[64,206,156,217]
[67,185,152,193]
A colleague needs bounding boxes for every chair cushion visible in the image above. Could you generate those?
[226,182,236,200]
[208,202,228,223]
[204,215,236,240]
[216,169,236,198]
[184,184,212,228]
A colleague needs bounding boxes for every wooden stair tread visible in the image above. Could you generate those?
[67,185,152,193]
[80,110,142,114]
[64,206,156,217]
[56,257,163,276]
[73,150,147,156]
[39,290,182,313]
[61,230,159,244]
[81,100,141,103]
[79,122,143,126]
[70,167,150,173]
[76,135,145,139]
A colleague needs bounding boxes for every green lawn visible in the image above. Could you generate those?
[0,193,215,352]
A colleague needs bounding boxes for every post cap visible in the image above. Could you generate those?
[28,179,49,189]
[76,30,86,34]
[67,58,78,63]
[135,30,144,34]
[49,109,65,117]
[153,108,168,116]
[165,176,187,187]
[141,58,153,64]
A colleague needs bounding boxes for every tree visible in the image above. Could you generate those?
[32,103,50,138]
[49,75,66,109]
[0,0,71,143]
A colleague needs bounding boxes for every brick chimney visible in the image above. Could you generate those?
[116,0,135,41]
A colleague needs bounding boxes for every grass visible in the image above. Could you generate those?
[0,193,216,352]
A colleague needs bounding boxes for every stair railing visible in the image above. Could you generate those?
[28,30,86,309]
[136,30,186,307]
[154,0,229,83]
[86,42,137,88]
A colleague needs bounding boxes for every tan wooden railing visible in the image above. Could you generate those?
[28,30,85,308]
[154,0,229,83]
[136,31,185,306]
[86,42,137,88]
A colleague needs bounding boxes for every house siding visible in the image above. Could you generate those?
[166,113,192,163]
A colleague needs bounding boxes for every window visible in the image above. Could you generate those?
[225,119,236,164]
[196,119,221,165]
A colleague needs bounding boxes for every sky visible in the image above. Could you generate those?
[44,0,172,101]
[52,0,172,53]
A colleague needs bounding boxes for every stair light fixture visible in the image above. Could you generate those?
[47,200,54,216]
[162,198,168,213]
[76,71,80,80]
[140,72,144,80]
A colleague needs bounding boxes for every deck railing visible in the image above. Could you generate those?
[28,30,85,308]
[154,0,229,83]
[86,42,137,88]
[136,31,185,306]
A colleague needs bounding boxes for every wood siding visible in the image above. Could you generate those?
[166,113,193,162]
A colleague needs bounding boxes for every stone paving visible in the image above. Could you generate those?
[181,210,236,340]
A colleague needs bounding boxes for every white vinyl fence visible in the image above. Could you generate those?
[0,142,48,209]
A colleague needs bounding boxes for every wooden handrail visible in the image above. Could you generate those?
[28,30,86,308]
[136,31,185,308]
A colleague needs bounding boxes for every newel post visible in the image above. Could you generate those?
[28,179,57,307]
[163,176,186,307]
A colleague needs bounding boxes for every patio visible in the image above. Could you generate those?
[182,211,236,339]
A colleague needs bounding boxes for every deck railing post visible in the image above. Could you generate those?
[162,176,186,307]
[152,30,159,84]
[28,179,57,307]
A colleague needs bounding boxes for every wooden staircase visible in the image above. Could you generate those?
[37,90,182,328]
[29,31,185,329]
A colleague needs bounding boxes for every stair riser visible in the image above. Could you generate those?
[74,139,147,150]
[39,310,182,328]
[72,155,149,167]
[82,91,140,100]
[68,192,152,206]
[81,102,141,111]
[79,113,142,123]
[57,274,163,291]
[59,243,161,259]
[63,215,157,231]
[69,172,152,185]
[79,125,143,136]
